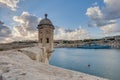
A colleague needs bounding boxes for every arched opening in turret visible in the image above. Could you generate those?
[40,38,42,43]
[46,38,49,43]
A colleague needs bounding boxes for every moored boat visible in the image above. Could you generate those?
[77,43,111,49]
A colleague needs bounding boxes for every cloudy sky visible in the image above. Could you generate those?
[0,0,120,43]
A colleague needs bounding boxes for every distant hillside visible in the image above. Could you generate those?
[0,35,120,51]
[0,40,38,51]
[54,35,120,48]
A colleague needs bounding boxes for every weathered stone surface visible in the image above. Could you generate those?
[0,49,108,80]
[38,14,54,55]
[17,46,48,63]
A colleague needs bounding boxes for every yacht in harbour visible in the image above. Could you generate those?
[77,43,111,49]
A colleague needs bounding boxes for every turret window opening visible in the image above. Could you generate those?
[40,38,42,43]
[46,38,49,43]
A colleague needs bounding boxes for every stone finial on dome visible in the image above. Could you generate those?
[37,14,54,29]
[45,14,48,18]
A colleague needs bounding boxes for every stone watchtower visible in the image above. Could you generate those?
[37,14,55,59]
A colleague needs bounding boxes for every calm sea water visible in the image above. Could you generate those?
[49,48,120,80]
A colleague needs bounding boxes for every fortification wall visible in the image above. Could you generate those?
[0,47,108,80]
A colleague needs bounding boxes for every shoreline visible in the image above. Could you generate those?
[0,47,108,80]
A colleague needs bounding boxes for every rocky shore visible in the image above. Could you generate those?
[0,46,108,80]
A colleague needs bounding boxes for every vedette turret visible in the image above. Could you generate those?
[37,14,54,59]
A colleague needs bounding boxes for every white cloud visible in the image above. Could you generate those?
[54,26,91,40]
[0,20,11,37]
[0,11,41,43]
[1,12,91,42]
[104,0,120,19]
[0,20,12,43]
[13,12,41,40]
[101,23,120,34]
[0,0,19,10]
[12,13,91,41]
[86,6,115,27]
[86,0,120,34]
[86,6,105,27]
[86,6,103,20]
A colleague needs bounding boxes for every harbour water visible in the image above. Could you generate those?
[50,48,120,80]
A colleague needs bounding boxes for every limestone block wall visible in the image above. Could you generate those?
[18,46,49,64]
[38,27,54,53]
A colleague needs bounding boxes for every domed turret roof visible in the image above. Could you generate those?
[38,14,54,27]
[39,18,52,25]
